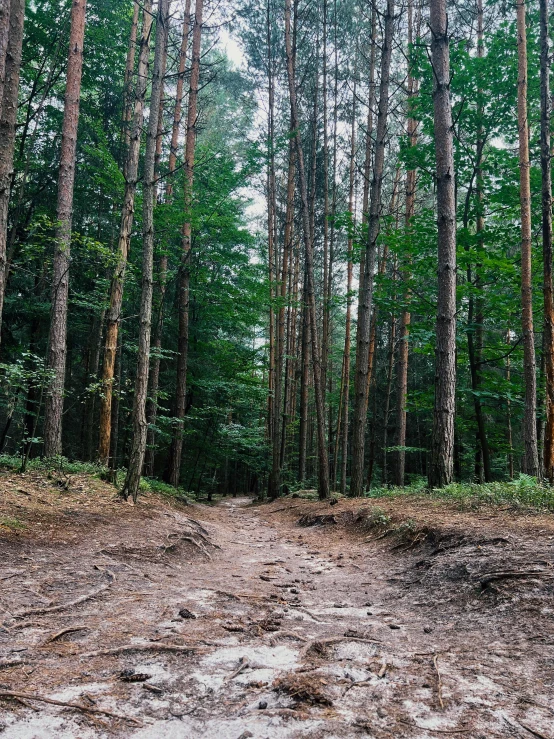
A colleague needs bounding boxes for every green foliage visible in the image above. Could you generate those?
[365,475,554,512]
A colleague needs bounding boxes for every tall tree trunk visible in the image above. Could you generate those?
[361,3,377,223]
[166,0,203,487]
[266,0,277,455]
[0,0,11,120]
[382,312,396,485]
[121,0,169,502]
[285,0,329,499]
[281,242,299,466]
[269,135,295,498]
[428,0,457,488]
[43,0,87,457]
[540,0,554,482]
[267,0,281,499]
[337,82,357,496]
[144,255,167,476]
[166,0,191,200]
[82,310,104,460]
[468,0,491,483]
[394,0,418,487]
[321,0,330,394]
[349,0,394,497]
[298,270,310,482]
[0,0,24,344]
[122,0,140,150]
[506,328,515,479]
[97,2,153,465]
[517,0,539,476]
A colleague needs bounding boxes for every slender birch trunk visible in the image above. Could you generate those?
[97,2,153,465]
[43,0,87,457]
[121,0,169,502]
[428,0,457,488]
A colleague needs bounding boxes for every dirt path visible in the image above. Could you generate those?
[0,485,553,738]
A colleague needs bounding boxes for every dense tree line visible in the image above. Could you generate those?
[0,0,551,500]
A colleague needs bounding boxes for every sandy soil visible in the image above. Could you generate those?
[0,471,553,738]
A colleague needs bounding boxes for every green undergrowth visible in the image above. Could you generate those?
[0,454,104,476]
[0,454,196,502]
[365,474,554,512]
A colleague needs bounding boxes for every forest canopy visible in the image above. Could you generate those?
[0,0,552,503]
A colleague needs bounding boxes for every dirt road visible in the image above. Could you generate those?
[0,482,553,738]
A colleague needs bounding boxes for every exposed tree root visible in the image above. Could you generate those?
[80,642,207,658]
[0,690,142,725]
[15,572,115,618]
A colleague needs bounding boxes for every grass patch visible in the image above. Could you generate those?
[365,474,554,511]
[0,516,26,531]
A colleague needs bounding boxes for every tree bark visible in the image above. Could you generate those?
[285,0,329,499]
[349,0,394,497]
[166,0,191,200]
[337,81,356,496]
[540,0,554,482]
[298,270,310,482]
[144,255,167,476]
[97,2,153,465]
[394,0,418,487]
[122,1,140,150]
[0,0,11,121]
[166,0,203,488]
[121,0,169,502]
[0,0,24,344]
[43,0,87,457]
[269,136,295,499]
[427,0,457,488]
[516,0,539,476]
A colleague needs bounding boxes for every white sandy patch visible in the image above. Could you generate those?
[1,714,102,739]
[201,644,299,670]
[130,715,324,739]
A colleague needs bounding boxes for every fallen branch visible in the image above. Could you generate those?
[264,504,304,514]
[45,626,88,644]
[0,658,25,669]
[517,721,553,739]
[227,659,250,681]
[80,642,205,658]
[0,690,141,725]
[479,570,550,589]
[268,630,308,643]
[15,572,115,618]
[433,653,444,709]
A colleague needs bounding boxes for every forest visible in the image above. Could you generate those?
[0,0,551,510]
[0,0,550,503]
[0,0,553,736]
